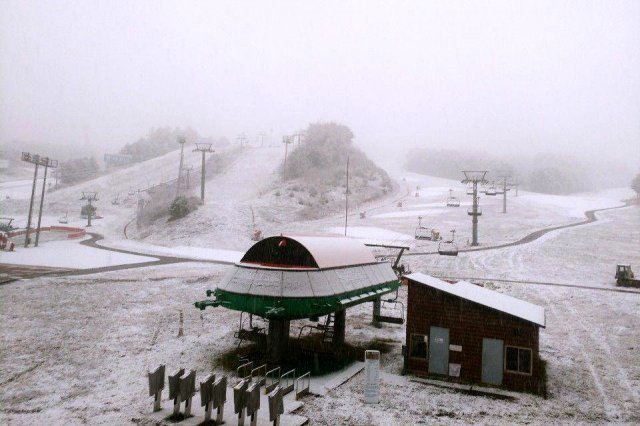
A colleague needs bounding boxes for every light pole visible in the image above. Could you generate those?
[176,137,186,198]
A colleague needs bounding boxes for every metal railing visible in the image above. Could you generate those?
[295,371,311,400]
[280,369,296,395]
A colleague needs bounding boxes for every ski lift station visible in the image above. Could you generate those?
[195,235,400,361]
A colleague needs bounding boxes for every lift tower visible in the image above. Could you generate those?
[498,175,514,214]
[462,171,488,246]
[81,192,98,227]
[193,143,214,202]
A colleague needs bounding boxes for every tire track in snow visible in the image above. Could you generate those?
[559,297,640,406]
[538,288,620,420]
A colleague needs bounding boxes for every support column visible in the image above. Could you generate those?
[372,297,382,328]
[24,161,39,247]
[333,310,346,345]
[471,181,479,246]
[267,320,290,363]
[34,162,49,247]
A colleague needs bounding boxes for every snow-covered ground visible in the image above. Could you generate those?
[0,236,155,269]
[1,147,639,424]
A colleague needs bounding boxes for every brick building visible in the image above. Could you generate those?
[404,273,546,393]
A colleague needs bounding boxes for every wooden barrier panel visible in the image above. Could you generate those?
[179,370,196,417]
[168,368,185,416]
[200,373,215,422]
[147,365,165,412]
[268,385,285,424]
[213,376,227,424]
[246,382,261,426]
[233,379,249,426]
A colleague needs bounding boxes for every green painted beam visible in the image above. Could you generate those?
[194,279,400,320]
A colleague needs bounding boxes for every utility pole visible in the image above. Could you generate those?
[237,133,248,148]
[193,143,214,202]
[513,178,519,197]
[81,191,98,227]
[258,132,266,147]
[461,171,488,247]
[35,157,58,247]
[21,152,49,247]
[136,190,144,227]
[176,137,186,198]
[344,155,350,236]
[282,135,294,181]
[183,166,193,190]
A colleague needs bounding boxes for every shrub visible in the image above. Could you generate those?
[168,196,200,221]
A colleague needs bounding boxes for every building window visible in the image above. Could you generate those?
[505,346,532,374]
[410,334,428,359]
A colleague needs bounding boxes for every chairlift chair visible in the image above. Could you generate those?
[485,183,497,196]
[446,189,461,207]
[58,213,68,224]
[374,300,405,325]
[438,230,459,256]
[446,197,461,207]
[414,226,432,240]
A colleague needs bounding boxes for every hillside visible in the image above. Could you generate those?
[266,123,393,220]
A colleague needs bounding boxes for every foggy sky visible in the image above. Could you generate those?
[1,0,639,165]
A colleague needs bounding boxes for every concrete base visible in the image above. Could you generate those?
[267,319,291,363]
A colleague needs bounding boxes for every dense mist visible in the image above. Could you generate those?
[1,1,639,174]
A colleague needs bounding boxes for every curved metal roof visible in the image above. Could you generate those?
[240,234,377,269]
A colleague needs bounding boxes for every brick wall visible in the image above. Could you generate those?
[405,279,542,393]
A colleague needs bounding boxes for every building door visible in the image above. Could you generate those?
[428,326,449,375]
[481,338,504,385]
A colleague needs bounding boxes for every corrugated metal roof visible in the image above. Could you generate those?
[406,272,546,327]
[276,235,377,269]
[219,262,397,298]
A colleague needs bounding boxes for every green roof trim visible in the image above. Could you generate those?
[195,279,400,319]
